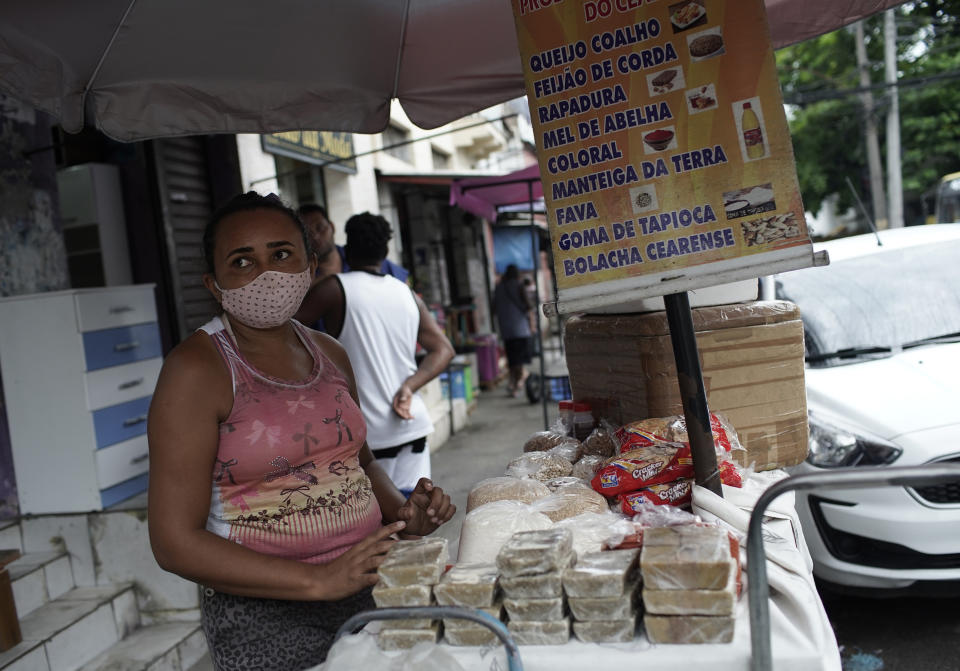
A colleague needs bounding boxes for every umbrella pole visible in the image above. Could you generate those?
[529,182,548,429]
[664,292,723,496]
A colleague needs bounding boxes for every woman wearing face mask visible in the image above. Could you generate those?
[147,192,455,671]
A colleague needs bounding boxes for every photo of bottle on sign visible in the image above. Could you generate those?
[734,98,769,161]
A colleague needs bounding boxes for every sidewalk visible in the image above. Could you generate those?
[429,383,558,559]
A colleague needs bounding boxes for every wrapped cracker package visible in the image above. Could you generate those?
[562,548,639,598]
[433,563,500,607]
[372,583,433,608]
[508,618,571,646]
[377,537,448,587]
[643,614,735,644]
[640,526,732,590]
[466,476,550,511]
[378,623,441,650]
[573,618,636,644]
[503,596,566,622]
[457,500,553,564]
[496,528,575,578]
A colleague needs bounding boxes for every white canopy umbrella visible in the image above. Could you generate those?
[0,0,905,141]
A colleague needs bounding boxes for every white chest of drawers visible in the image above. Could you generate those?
[0,285,162,514]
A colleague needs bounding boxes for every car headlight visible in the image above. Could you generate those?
[807,414,903,468]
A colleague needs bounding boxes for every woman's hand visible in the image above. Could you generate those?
[395,478,456,538]
[315,520,406,600]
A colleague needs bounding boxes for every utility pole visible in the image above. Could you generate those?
[884,9,904,228]
[855,20,887,229]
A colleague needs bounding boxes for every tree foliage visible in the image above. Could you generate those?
[775,1,960,223]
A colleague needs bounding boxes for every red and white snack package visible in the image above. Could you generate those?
[619,479,694,512]
[616,412,744,455]
[591,444,741,498]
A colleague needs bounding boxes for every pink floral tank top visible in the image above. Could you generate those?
[201,316,382,564]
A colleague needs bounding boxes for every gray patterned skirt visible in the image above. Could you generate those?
[200,586,374,671]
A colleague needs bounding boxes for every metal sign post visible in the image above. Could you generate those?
[664,292,723,496]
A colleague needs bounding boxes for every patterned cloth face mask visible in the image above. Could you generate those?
[215,268,313,329]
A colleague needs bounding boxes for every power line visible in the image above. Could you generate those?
[783,68,960,105]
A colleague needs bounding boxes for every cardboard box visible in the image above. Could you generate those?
[564,301,808,471]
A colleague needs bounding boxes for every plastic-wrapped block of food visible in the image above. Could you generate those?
[643,524,728,548]
[458,500,553,565]
[643,564,736,616]
[386,616,436,630]
[434,563,500,607]
[562,548,639,598]
[442,605,504,631]
[573,618,636,643]
[500,571,563,598]
[377,624,441,650]
[641,541,731,591]
[496,528,575,578]
[529,486,608,523]
[466,476,551,512]
[568,588,638,621]
[508,618,571,646]
[444,626,501,647]
[377,537,449,587]
[503,596,566,622]
[643,614,735,644]
[372,583,433,608]
[506,452,573,482]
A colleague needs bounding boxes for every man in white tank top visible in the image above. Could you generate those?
[296,213,454,496]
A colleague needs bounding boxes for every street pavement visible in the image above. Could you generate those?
[427,385,960,670]
[429,385,558,559]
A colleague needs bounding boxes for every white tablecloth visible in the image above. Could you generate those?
[320,471,842,671]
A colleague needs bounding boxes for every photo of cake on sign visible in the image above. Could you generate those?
[685,84,717,114]
[647,66,685,97]
[668,0,707,33]
[629,185,659,214]
[642,127,678,154]
[687,27,725,62]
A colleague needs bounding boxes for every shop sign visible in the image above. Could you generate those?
[261,131,356,174]
[510,0,815,313]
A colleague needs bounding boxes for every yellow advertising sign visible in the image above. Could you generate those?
[511,0,815,312]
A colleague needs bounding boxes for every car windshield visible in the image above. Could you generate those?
[776,237,960,366]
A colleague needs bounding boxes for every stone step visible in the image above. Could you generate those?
[8,551,75,618]
[77,622,206,671]
[0,583,137,671]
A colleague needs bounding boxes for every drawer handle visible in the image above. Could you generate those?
[114,341,141,352]
[130,454,149,465]
[123,415,148,428]
[109,306,134,314]
[118,378,145,391]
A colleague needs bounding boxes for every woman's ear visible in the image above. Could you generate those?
[202,273,221,303]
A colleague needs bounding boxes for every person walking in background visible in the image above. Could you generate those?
[296,212,454,496]
[494,264,533,398]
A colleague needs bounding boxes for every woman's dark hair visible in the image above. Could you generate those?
[343,212,393,268]
[203,192,310,273]
[503,264,520,281]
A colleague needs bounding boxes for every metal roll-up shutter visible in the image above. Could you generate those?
[154,137,219,340]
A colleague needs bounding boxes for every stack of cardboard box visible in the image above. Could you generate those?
[564,301,808,471]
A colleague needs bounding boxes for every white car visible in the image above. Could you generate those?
[775,224,960,592]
